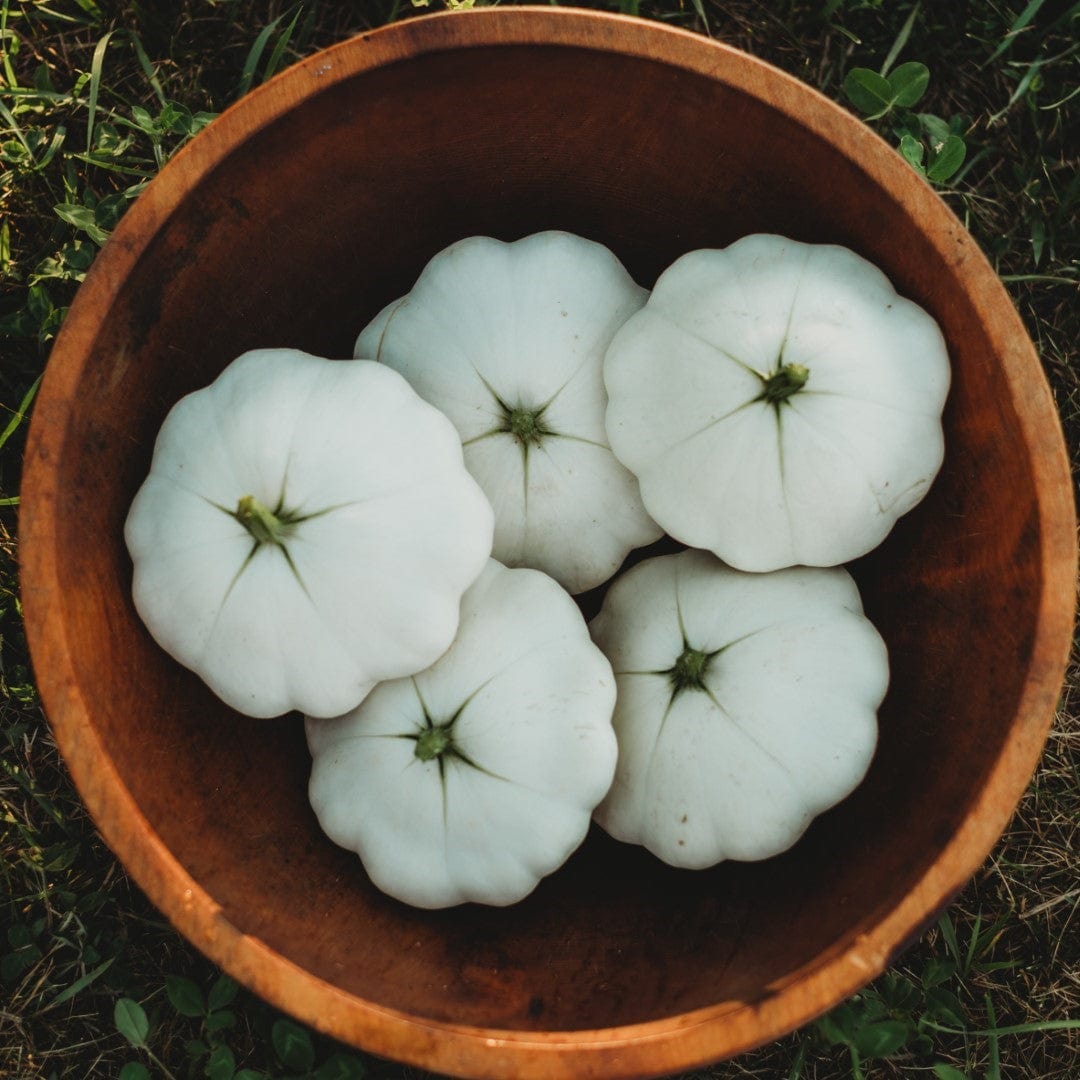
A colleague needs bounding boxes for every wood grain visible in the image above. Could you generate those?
[19,9,1076,1079]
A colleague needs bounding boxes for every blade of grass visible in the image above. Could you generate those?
[25,3,100,25]
[0,375,42,452]
[687,0,710,35]
[963,909,983,975]
[925,1018,1080,1037]
[989,41,1077,122]
[0,96,33,155]
[991,55,1045,121]
[236,12,287,99]
[1040,83,1080,109]
[32,125,66,172]
[70,0,103,19]
[982,0,1047,67]
[69,152,155,177]
[1000,273,1080,284]
[786,1040,808,1079]
[1,0,18,88]
[984,994,1001,1080]
[938,912,961,966]
[262,6,304,84]
[3,85,78,105]
[952,144,995,185]
[85,28,114,152]
[39,955,115,1010]
[127,29,166,106]
[879,3,920,77]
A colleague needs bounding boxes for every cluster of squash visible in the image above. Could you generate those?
[125,231,950,909]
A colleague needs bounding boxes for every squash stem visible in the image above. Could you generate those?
[760,362,809,404]
[235,495,291,546]
[669,645,712,696]
[415,723,455,762]
[505,406,548,445]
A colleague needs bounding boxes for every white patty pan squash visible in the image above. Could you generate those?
[603,233,951,572]
[124,348,494,720]
[355,231,663,595]
[589,548,888,869]
[305,559,618,909]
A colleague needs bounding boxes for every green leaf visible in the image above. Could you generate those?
[130,104,154,132]
[95,192,129,230]
[62,240,96,271]
[114,998,150,1048]
[1,943,42,982]
[815,1010,854,1046]
[158,101,192,136]
[844,68,894,116]
[912,1032,935,1055]
[854,992,887,1024]
[54,202,97,229]
[167,974,206,1017]
[892,111,922,142]
[899,133,925,169]
[208,974,240,1011]
[933,1065,970,1080]
[119,1064,151,1080]
[6,925,33,949]
[879,972,920,1012]
[206,1043,236,1080]
[272,1019,315,1072]
[32,62,57,93]
[42,840,80,870]
[927,134,966,182]
[190,111,218,136]
[925,986,967,1028]
[53,201,110,244]
[921,956,958,988]
[313,1053,368,1080]
[185,1038,210,1061]
[887,62,930,108]
[205,1009,236,1034]
[918,113,952,146]
[93,121,134,156]
[233,1071,268,1080]
[853,1019,910,1058]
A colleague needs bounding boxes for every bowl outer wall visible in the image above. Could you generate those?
[18,8,1077,1080]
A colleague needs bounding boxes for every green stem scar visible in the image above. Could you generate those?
[668,644,714,696]
[234,495,303,546]
[759,362,809,405]
[505,405,549,446]
[414,722,455,762]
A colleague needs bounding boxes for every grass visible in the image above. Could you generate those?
[2,1,1078,1077]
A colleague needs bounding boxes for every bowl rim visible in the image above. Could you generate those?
[19,8,1077,1078]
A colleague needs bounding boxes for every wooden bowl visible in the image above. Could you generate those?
[20,10,1076,1079]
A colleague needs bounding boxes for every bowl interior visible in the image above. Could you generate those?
[35,25,1056,1043]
